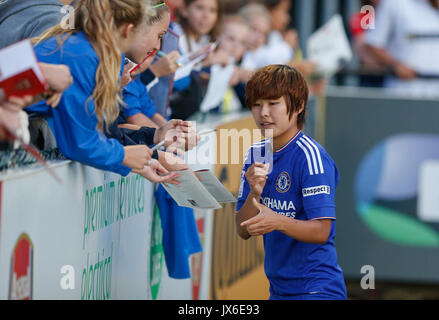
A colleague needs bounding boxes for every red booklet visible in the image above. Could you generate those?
[0,39,46,99]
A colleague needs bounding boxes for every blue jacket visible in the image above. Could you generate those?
[26,31,131,176]
[123,77,157,119]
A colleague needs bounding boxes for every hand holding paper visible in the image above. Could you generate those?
[174,41,220,81]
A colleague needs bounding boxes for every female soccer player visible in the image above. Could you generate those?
[236,65,347,300]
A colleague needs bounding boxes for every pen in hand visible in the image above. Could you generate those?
[157,51,183,68]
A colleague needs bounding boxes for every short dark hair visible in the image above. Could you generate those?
[245,65,309,130]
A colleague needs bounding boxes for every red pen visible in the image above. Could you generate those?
[129,49,157,75]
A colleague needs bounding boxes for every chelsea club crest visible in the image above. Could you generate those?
[276,171,291,193]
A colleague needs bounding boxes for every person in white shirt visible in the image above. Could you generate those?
[261,0,295,66]
[239,1,294,69]
[175,0,225,64]
[239,3,274,70]
[365,0,439,97]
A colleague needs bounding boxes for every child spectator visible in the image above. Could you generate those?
[215,15,252,110]
[175,0,223,56]
[170,0,226,120]
[260,0,295,65]
[219,16,251,69]
[239,3,273,71]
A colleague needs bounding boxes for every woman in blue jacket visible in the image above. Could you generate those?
[26,0,179,183]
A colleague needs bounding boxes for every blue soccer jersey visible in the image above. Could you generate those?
[237,131,347,299]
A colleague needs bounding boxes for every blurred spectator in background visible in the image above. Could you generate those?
[170,0,225,120]
[218,16,250,65]
[219,16,251,85]
[259,0,294,65]
[260,0,320,88]
[239,3,273,71]
[222,0,251,14]
[166,0,184,21]
[0,0,66,49]
[216,15,251,112]
[175,0,223,57]
[365,0,439,97]
[239,1,323,96]
[349,0,384,88]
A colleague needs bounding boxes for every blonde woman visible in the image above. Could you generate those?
[26,0,180,183]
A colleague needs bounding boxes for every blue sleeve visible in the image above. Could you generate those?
[122,80,142,117]
[140,69,156,85]
[299,148,338,221]
[33,41,131,176]
[139,87,157,118]
[173,76,191,91]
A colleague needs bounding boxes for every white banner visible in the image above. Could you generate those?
[0,162,196,300]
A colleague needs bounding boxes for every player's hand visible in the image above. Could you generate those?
[240,198,280,237]
[245,163,270,196]
[133,159,180,184]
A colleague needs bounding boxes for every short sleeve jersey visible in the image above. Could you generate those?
[237,131,347,298]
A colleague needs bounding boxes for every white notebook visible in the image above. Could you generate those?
[161,169,236,209]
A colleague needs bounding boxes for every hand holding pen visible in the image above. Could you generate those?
[149,50,182,78]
